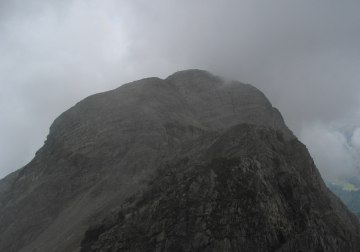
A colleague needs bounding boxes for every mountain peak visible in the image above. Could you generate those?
[0,70,359,252]
[166,69,217,80]
[166,69,222,92]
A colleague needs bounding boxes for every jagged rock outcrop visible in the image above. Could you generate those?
[0,70,359,252]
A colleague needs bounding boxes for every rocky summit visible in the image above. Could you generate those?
[0,70,359,252]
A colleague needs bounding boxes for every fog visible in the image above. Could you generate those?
[1,0,360,180]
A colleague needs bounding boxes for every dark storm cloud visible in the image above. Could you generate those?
[1,0,360,179]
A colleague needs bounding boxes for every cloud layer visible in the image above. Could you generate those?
[1,0,360,179]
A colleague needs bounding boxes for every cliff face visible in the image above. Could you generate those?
[0,70,358,252]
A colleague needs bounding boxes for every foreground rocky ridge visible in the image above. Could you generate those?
[81,125,360,251]
[0,70,359,252]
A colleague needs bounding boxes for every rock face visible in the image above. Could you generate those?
[0,70,359,252]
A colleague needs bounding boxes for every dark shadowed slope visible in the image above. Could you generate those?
[0,70,359,252]
[82,124,360,252]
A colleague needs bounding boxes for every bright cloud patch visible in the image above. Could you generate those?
[300,123,360,181]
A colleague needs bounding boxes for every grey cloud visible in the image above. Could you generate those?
[352,129,360,152]
[1,0,360,179]
[300,123,360,181]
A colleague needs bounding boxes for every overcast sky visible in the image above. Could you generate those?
[1,0,360,180]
